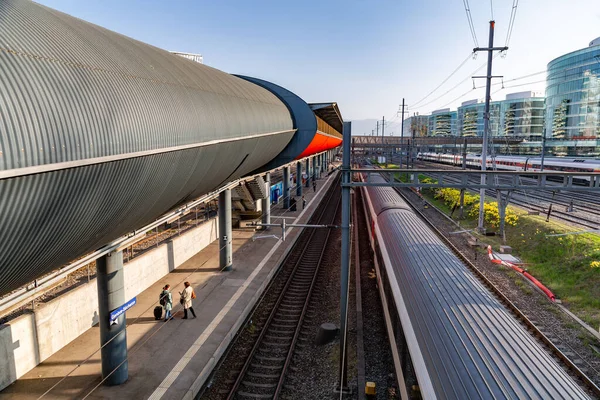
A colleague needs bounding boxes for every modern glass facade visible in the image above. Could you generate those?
[499,95,545,140]
[402,115,429,138]
[428,109,458,136]
[457,100,501,137]
[545,42,600,141]
[455,94,544,139]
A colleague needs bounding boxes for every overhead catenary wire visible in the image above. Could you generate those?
[413,54,498,112]
[505,0,519,47]
[420,65,544,113]
[462,0,479,48]
[411,52,474,108]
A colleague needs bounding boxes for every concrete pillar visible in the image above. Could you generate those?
[283,166,290,209]
[312,157,317,182]
[305,159,310,187]
[96,250,128,386]
[296,162,302,197]
[219,189,232,271]
[262,172,271,228]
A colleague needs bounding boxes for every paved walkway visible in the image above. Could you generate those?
[0,169,339,400]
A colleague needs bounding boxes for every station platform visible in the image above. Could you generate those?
[0,170,339,400]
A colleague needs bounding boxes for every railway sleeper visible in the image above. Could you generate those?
[254,355,286,362]
[280,300,305,307]
[269,323,297,331]
[241,380,277,389]
[264,333,293,341]
[277,305,303,313]
[262,341,291,347]
[251,363,282,371]
[246,372,282,380]
[236,390,272,399]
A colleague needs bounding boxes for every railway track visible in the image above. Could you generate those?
[407,159,600,229]
[383,175,600,397]
[224,175,341,400]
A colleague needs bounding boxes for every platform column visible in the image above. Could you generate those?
[305,159,311,187]
[296,162,302,197]
[283,166,290,209]
[338,121,352,392]
[219,189,232,271]
[262,172,271,229]
[312,157,317,182]
[96,250,128,386]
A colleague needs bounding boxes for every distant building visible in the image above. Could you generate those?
[499,91,545,140]
[170,51,203,64]
[545,37,600,155]
[456,92,544,140]
[457,99,501,138]
[402,114,429,138]
[429,109,458,136]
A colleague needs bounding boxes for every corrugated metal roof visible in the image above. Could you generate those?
[0,0,295,296]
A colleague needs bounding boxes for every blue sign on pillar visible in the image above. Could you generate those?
[109,297,136,325]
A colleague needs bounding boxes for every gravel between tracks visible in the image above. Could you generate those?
[400,186,600,396]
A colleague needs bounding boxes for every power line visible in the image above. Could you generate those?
[411,52,474,108]
[505,0,519,47]
[462,0,479,47]
[413,54,496,111]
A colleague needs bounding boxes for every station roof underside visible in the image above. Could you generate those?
[309,103,343,134]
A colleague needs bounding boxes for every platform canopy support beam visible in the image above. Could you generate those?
[296,162,302,197]
[96,250,128,386]
[262,172,271,229]
[219,189,233,271]
[305,159,311,187]
[283,166,291,209]
[337,121,352,393]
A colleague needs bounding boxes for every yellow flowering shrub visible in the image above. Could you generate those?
[434,188,479,208]
[591,260,600,269]
[469,202,519,227]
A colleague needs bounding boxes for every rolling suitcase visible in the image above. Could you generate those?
[153,306,163,320]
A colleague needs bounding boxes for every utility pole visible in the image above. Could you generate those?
[473,20,508,233]
[376,121,379,157]
[399,98,408,138]
[540,126,547,171]
[382,116,385,160]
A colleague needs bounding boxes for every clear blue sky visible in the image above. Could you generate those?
[37,0,600,132]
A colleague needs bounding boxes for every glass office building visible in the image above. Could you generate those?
[499,91,545,140]
[402,115,430,138]
[428,109,458,136]
[456,93,544,140]
[545,38,600,150]
[457,99,501,137]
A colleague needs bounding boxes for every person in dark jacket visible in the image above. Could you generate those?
[161,284,173,321]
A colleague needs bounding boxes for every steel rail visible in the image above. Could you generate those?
[226,174,340,399]
[273,215,334,398]
[385,174,600,398]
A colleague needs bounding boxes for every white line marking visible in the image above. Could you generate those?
[148,172,336,399]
